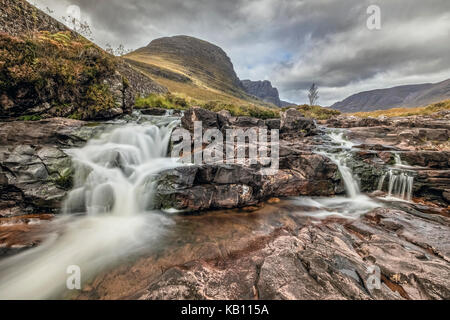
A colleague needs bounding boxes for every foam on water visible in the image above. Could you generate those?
[294,129,381,219]
[0,119,180,299]
[378,154,415,202]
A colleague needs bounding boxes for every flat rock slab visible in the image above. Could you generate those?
[72,203,450,300]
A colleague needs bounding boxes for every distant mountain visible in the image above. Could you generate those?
[331,79,450,113]
[241,80,294,108]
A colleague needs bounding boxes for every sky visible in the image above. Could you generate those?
[29,0,450,106]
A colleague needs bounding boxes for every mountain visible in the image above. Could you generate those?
[0,0,166,120]
[331,79,450,113]
[125,36,272,107]
[241,80,294,107]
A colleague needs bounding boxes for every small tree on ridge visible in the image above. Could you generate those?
[308,83,319,106]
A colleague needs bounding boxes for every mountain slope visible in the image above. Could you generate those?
[331,79,450,113]
[241,80,294,107]
[125,35,272,107]
[0,0,166,120]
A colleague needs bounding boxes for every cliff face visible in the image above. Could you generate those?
[241,80,281,106]
[331,79,450,113]
[0,0,166,120]
[241,80,294,107]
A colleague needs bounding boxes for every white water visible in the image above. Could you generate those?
[322,132,360,198]
[294,130,380,219]
[378,154,415,201]
[0,120,181,299]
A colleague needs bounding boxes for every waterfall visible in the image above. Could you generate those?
[324,132,360,198]
[64,121,180,216]
[0,118,181,299]
[378,154,415,201]
[394,153,403,166]
[295,130,381,220]
[385,170,414,201]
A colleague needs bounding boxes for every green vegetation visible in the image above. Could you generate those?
[201,101,279,119]
[53,168,74,189]
[135,93,281,119]
[135,93,189,110]
[125,37,277,110]
[282,104,341,120]
[351,100,450,118]
[18,115,42,121]
[0,31,118,119]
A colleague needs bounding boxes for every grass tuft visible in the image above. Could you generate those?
[289,104,341,120]
[135,93,281,119]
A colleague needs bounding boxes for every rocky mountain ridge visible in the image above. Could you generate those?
[241,80,294,107]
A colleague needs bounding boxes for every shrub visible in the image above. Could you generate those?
[135,94,281,119]
[289,104,341,120]
[135,93,184,110]
[201,101,280,119]
[18,115,42,121]
[0,31,117,119]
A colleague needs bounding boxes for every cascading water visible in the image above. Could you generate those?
[378,153,415,201]
[322,132,360,198]
[64,122,179,215]
[293,130,380,219]
[0,117,181,299]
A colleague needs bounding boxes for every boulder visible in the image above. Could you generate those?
[154,152,341,212]
[231,117,266,128]
[280,108,317,135]
[265,119,281,130]
[181,107,227,132]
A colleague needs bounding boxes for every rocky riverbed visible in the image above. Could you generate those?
[0,108,449,300]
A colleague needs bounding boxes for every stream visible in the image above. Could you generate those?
[0,116,413,299]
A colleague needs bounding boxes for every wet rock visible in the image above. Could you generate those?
[0,118,104,216]
[181,107,226,132]
[231,117,266,128]
[443,191,450,203]
[140,108,168,116]
[138,207,450,300]
[402,151,450,169]
[155,154,340,212]
[327,116,390,128]
[265,119,281,130]
[414,170,450,205]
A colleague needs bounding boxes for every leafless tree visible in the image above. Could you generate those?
[105,43,132,56]
[308,83,319,106]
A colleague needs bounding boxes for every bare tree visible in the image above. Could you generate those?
[105,43,132,57]
[308,83,319,106]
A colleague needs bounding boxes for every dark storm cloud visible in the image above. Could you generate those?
[32,0,450,105]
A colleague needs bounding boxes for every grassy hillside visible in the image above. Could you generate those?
[0,0,166,120]
[125,36,276,109]
[290,105,341,120]
[134,93,281,119]
[0,30,117,119]
[351,100,450,118]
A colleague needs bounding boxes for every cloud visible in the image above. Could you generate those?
[31,0,450,106]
